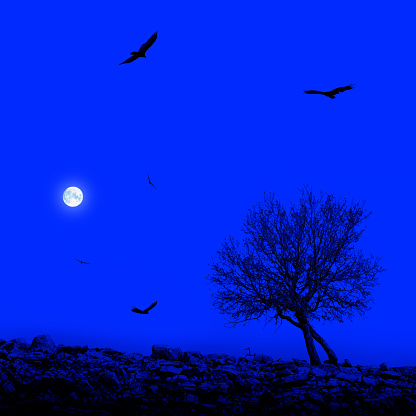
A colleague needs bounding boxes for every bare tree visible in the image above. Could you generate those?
[206,185,386,366]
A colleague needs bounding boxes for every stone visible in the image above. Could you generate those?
[30,334,56,354]
[0,334,416,415]
[252,353,273,364]
[151,344,183,360]
[342,358,353,367]
[1,338,29,353]
[62,391,80,405]
[182,350,204,362]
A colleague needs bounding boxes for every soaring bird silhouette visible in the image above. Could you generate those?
[75,258,90,265]
[131,301,157,314]
[304,84,355,99]
[245,347,254,357]
[148,174,157,189]
[119,32,158,65]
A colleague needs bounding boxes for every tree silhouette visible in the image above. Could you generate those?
[206,185,386,366]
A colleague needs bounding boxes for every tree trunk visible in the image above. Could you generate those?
[308,325,339,364]
[274,309,334,366]
[298,317,321,365]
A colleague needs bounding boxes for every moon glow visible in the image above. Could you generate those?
[63,187,83,207]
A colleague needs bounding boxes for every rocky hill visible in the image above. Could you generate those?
[0,335,416,415]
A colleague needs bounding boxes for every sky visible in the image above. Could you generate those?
[1,1,415,368]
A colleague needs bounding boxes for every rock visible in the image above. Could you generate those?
[0,334,415,415]
[182,350,204,363]
[159,364,183,376]
[30,335,56,354]
[151,344,183,360]
[62,391,80,405]
[184,393,199,404]
[342,358,353,367]
[0,338,29,353]
[379,362,388,371]
[252,353,273,364]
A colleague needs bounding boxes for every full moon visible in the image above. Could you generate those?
[63,187,83,207]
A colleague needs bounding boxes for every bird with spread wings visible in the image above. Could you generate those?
[119,32,158,65]
[304,84,355,99]
[131,301,157,314]
[75,258,90,265]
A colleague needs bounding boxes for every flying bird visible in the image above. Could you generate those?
[131,301,157,314]
[119,32,158,65]
[148,174,157,189]
[75,258,90,265]
[245,347,254,357]
[304,84,355,99]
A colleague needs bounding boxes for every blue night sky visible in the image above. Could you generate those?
[1,1,415,367]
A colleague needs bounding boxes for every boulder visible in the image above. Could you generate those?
[342,358,353,367]
[0,338,29,352]
[151,344,183,360]
[30,335,56,354]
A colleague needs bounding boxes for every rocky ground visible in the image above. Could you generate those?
[0,335,416,415]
